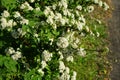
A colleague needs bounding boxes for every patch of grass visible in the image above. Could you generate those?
[65,2,112,79]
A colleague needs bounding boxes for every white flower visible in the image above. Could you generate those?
[37,68,44,76]
[0,17,7,29]
[69,33,80,49]
[49,38,54,45]
[66,74,70,80]
[62,2,68,9]
[59,0,68,9]
[59,61,65,73]
[24,1,30,7]
[30,0,35,3]
[75,11,80,16]
[103,2,109,10]
[59,72,70,80]
[28,6,33,11]
[52,4,56,10]
[11,30,19,39]
[79,15,86,23]
[7,19,13,27]
[20,1,33,11]
[76,5,82,10]
[5,47,15,55]
[58,51,64,60]
[13,21,17,26]
[17,28,26,36]
[99,1,103,7]
[87,6,94,13]
[70,19,76,25]
[60,18,66,25]
[14,11,21,18]
[11,51,22,60]
[71,71,77,80]
[59,73,65,80]
[35,7,40,11]
[18,28,26,36]
[96,32,100,37]
[96,19,101,24]
[20,18,29,25]
[46,16,54,25]
[76,21,83,31]
[85,26,90,32]
[42,50,52,62]
[41,60,47,69]
[55,13,62,21]
[1,10,10,17]
[34,33,38,38]
[20,3,26,9]
[77,48,86,57]
[57,37,69,48]
[76,16,86,30]
[59,66,70,80]
[64,9,71,16]
[65,67,70,74]
[71,13,75,19]
[66,56,74,62]
[44,6,51,16]
[94,0,99,4]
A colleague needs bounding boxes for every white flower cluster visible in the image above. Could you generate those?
[0,11,17,29]
[59,67,70,80]
[1,10,10,17]
[30,0,35,3]
[66,55,74,62]
[58,0,68,9]
[75,15,86,31]
[58,51,64,60]
[11,28,26,39]
[5,47,22,60]
[37,68,44,76]
[59,60,77,80]
[42,50,53,62]
[20,18,29,25]
[93,0,109,10]
[77,48,86,57]
[66,31,81,49]
[59,61,66,73]
[20,1,33,11]
[44,6,69,29]
[58,51,76,80]
[103,2,109,10]
[71,71,77,80]
[5,47,15,54]
[0,10,29,31]
[43,0,86,31]
[87,6,94,13]
[37,60,47,76]
[14,11,29,25]
[41,60,47,69]
[76,5,82,11]
[57,37,69,48]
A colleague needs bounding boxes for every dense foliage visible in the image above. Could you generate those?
[0,0,110,80]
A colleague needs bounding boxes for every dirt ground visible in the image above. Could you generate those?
[108,0,120,80]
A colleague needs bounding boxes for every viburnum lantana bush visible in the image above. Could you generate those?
[0,0,110,80]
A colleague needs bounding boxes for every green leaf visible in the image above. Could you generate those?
[24,69,42,80]
[1,0,17,10]
[4,57,17,72]
[22,25,28,31]
[0,55,4,66]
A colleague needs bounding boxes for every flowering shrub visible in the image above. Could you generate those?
[0,0,110,80]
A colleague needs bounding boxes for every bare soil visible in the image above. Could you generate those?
[108,0,120,80]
